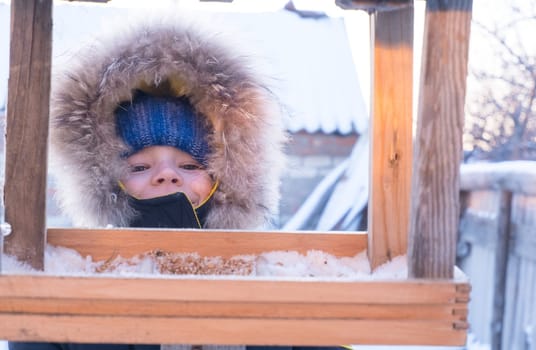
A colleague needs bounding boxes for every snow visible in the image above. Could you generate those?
[1,244,408,280]
[460,161,536,196]
[461,161,536,179]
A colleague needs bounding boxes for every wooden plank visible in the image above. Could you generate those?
[0,315,467,346]
[511,195,536,261]
[459,210,498,249]
[0,275,469,345]
[512,223,536,261]
[458,192,536,258]
[3,0,52,270]
[501,195,536,349]
[456,190,472,263]
[491,191,513,350]
[408,0,473,278]
[368,5,413,269]
[502,193,536,349]
[0,275,469,305]
[0,298,465,321]
[46,228,368,260]
[502,256,536,349]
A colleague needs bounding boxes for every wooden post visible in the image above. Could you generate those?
[491,191,513,350]
[368,5,413,270]
[408,0,473,278]
[3,0,52,270]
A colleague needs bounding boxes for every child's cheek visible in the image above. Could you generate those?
[121,173,150,197]
[190,172,214,201]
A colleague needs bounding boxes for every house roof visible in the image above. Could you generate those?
[0,4,368,135]
[211,10,368,135]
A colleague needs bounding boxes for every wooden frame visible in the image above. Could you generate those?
[0,270,469,346]
[368,4,413,270]
[45,228,369,260]
[1,0,473,346]
[2,229,469,346]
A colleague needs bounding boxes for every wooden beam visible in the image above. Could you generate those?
[0,274,470,346]
[0,275,470,304]
[368,5,413,269]
[0,298,464,320]
[0,316,469,346]
[3,0,52,270]
[408,0,473,278]
[46,228,368,260]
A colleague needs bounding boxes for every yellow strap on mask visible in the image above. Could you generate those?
[195,180,219,209]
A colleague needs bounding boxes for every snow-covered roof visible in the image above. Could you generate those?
[0,3,368,135]
[216,11,369,135]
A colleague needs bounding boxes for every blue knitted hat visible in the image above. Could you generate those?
[115,92,210,164]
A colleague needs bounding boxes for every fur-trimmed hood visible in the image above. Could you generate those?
[50,17,286,229]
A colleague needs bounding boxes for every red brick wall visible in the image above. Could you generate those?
[278,131,358,227]
[286,131,358,157]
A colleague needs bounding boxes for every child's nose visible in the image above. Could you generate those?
[153,165,181,185]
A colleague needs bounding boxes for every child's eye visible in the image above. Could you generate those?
[180,163,204,171]
[130,164,149,173]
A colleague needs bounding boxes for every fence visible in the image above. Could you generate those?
[458,161,536,350]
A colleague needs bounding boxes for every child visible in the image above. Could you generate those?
[48,19,286,231]
[115,91,218,230]
[9,15,339,350]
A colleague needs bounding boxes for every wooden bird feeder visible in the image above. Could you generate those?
[0,0,472,346]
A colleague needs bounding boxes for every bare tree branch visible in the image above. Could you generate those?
[465,4,536,162]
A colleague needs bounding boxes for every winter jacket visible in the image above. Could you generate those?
[49,15,286,230]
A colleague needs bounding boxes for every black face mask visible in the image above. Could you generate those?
[128,192,211,229]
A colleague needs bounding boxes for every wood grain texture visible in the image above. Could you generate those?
[0,315,468,346]
[0,274,469,345]
[408,0,473,278]
[0,275,469,304]
[0,298,465,320]
[3,0,52,270]
[368,5,413,270]
[46,228,368,260]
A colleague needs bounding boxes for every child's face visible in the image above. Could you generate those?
[121,145,213,206]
